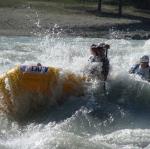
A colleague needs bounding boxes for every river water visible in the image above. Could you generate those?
[0,35,150,149]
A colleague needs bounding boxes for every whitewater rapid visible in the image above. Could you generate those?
[0,36,150,149]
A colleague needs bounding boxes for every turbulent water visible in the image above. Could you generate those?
[0,35,150,149]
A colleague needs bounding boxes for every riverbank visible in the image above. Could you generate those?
[0,1,150,39]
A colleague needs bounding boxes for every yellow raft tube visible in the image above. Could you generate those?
[0,65,86,119]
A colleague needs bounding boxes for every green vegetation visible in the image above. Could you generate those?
[0,0,149,38]
[0,0,149,12]
[104,0,150,9]
[0,0,22,7]
[29,0,77,3]
[26,1,96,15]
[0,0,95,9]
[132,0,150,9]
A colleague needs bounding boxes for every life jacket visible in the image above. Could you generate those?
[129,64,150,81]
[129,64,140,74]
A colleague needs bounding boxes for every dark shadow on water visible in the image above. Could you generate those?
[88,96,150,133]
[16,91,150,134]
[18,97,88,125]
[16,79,150,132]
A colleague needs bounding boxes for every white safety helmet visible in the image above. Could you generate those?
[140,55,149,63]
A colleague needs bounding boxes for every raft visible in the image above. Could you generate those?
[0,65,85,118]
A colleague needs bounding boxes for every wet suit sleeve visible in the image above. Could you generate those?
[129,64,140,74]
[88,56,95,63]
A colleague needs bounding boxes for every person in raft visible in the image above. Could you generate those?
[86,43,110,81]
[129,55,150,82]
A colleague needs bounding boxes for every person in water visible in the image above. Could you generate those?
[87,43,110,81]
[129,55,150,82]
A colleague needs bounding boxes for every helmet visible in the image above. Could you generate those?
[140,55,149,63]
[91,43,110,50]
[90,44,100,56]
[90,43,110,56]
[90,44,98,50]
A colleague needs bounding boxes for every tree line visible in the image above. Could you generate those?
[98,0,123,16]
[80,0,150,16]
[132,0,150,9]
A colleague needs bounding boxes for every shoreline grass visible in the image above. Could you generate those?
[0,0,149,39]
[0,0,149,18]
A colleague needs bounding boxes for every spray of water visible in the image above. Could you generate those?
[0,13,150,147]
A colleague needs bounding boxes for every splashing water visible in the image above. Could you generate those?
[0,34,150,149]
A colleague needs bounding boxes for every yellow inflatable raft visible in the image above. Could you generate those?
[0,65,86,119]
